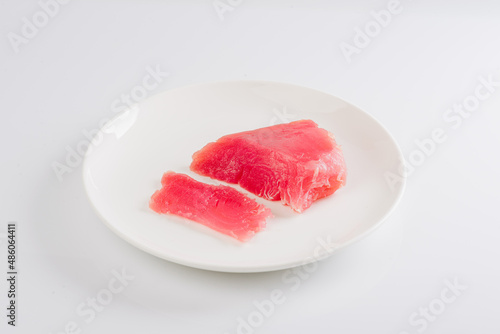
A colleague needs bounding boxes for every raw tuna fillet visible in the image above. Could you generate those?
[149,172,272,242]
[190,120,346,213]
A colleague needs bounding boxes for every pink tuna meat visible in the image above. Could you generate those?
[190,120,347,213]
[150,172,272,241]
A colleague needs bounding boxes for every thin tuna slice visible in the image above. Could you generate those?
[149,172,271,242]
[190,120,346,213]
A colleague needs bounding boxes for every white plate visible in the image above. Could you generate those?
[83,81,405,273]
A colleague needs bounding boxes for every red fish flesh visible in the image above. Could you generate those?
[190,120,346,213]
[149,172,272,241]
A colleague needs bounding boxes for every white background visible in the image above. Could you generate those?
[1,0,500,333]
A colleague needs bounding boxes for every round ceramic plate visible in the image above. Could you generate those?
[83,81,405,273]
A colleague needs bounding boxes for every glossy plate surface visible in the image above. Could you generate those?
[83,81,405,272]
